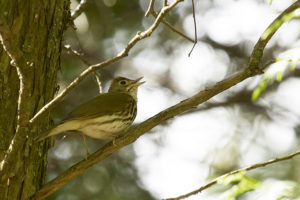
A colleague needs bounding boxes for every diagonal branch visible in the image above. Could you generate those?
[166,150,300,200]
[63,44,102,93]
[34,1,300,199]
[151,11,195,43]
[29,0,184,124]
[247,0,300,72]
[35,60,274,199]
[63,44,91,65]
[71,0,88,20]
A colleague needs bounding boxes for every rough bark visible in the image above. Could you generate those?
[0,1,70,199]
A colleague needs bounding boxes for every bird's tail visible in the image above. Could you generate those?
[34,122,73,142]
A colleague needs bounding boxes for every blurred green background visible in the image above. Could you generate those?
[47,0,300,199]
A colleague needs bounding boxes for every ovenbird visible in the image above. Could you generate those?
[35,77,144,147]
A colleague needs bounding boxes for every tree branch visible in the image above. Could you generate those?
[71,0,88,20]
[151,11,195,43]
[63,44,91,65]
[63,44,103,93]
[165,150,300,200]
[145,0,155,17]
[247,0,300,72]
[145,0,195,43]
[29,0,184,124]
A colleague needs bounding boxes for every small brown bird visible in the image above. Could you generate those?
[35,77,144,156]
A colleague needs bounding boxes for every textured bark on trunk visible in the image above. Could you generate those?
[0,1,70,199]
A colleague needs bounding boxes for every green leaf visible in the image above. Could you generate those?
[219,174,261,200]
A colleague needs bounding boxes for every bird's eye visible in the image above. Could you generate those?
[120,80,127,85]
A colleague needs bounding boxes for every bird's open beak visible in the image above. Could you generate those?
[132,77,145,87]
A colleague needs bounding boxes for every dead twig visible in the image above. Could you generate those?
[63,44,90,65]
[188,0,197,56]
[151,11,195,43]
[63,44,103,93]
[145,0,155,17]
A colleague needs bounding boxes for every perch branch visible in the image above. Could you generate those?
[166,150,300,200]
[29,0,184,124]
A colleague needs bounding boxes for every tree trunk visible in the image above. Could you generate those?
[0,1,70,199]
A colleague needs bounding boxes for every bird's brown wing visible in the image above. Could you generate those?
[64,92,135,121]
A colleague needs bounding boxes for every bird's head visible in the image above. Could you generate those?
[108,77,145,100]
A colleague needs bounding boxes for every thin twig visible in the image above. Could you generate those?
[165,150,300,200]
[63,44,103,93]
[71,0,88,20]
[145,0,194,43]
[145,0,155,17]
[188,0,197,56]
[34,1,300,198]
[63,44,91,65]
[29,0,185,124]
[93,71,102,94]
[151,11,195,43]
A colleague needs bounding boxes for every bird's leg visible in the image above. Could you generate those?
[96,129,118,146]
[81,133,89,159]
